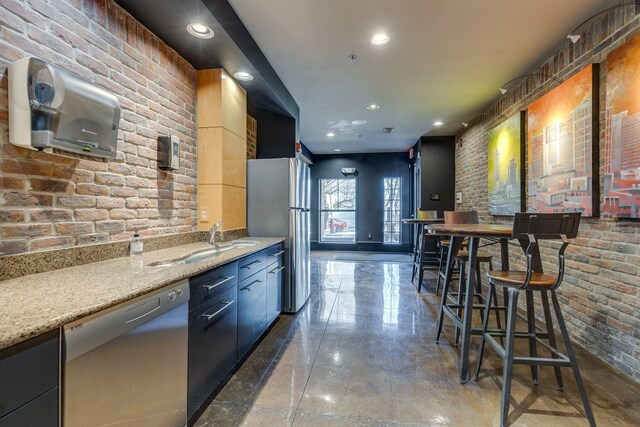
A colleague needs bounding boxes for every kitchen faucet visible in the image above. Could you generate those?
[209,221,223,245]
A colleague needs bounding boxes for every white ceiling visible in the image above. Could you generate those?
[229,0,614,154]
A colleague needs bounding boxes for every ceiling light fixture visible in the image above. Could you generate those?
[327,132,335,137]
[233,71,254,81]
[186,23,214,39]
[370,33,389,45]
[366,104,380,110]
[499,73,562,95]
[433,121,443,126]
[334,149,341,152]
[567,1,637,44]
[352,120,367,125]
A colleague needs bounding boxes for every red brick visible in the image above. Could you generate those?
[29,178,73,193]
[31,209,73,222]
[30,236,74,251]
[1,192,53,207]
[1,224,52,238]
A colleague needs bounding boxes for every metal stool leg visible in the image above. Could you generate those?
[488,261,503,335]
[435,263,454,343]
[454,261,466,346]
[551,291,596,427]
[501,287,520,427]
[525,290,539,385]
[435,245,446,295]
[541,290,564,390]
[475,261,485,320]
[474,283,495,381]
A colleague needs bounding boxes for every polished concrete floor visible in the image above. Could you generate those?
[195,252,640,426]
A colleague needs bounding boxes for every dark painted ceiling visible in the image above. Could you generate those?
[115,0,300,124]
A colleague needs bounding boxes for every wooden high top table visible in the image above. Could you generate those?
[427,223,513,383]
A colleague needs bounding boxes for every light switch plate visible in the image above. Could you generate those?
[456,192,462,204]
[200,206,209,222]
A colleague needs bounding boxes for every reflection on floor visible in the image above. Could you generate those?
[194,251,640,426]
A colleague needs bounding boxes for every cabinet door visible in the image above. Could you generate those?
[266,263,284,325]
[188,285,238,419]
[237,270,267,358]
[0,330,59,420]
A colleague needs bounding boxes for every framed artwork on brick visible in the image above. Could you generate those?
[527,64,599,217]
[487,111,525,216]
[604,34,640,218]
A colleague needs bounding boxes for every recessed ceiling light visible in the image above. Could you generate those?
[433,121,444,126]
[352,120,367,125]
[334,149,341,152]
[233,71,254,81]
[327,132,335,137]
[366,104,380,110]
[370,33,389,45]
[187,23,214,39]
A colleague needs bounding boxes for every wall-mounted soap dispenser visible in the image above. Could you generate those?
[157,135,179,170]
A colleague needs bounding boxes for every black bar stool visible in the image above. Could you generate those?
[474,213,595,427]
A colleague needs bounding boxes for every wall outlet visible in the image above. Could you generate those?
[200,206,209,222]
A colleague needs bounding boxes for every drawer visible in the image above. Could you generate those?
[238,249,267,282]
[188,284,238,418]
[0,387,57,427]
[189,262,238,309]
[0,330,59,419]
[237,270,267,357]
[266,244,285,267]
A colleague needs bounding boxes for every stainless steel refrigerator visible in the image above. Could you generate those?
[247,158,311,313]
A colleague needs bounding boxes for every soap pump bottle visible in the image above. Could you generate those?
[130,232,143,256]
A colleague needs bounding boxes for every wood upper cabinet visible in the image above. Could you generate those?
[197,68,248,231]
[197,69,247,139]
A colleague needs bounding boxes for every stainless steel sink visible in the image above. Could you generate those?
[148,240,260,267]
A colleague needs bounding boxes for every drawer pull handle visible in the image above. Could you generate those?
[272,250,285,257]
[241,279,262,292]
[269,266,285,275]
[241,260,262,270]
[199,300,235,322]
[200,275,235,292]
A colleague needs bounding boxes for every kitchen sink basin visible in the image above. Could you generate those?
[148,240,260,267]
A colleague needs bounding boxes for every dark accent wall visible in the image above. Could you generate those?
[419,136,456,217]
[247,102,297,159]
[310,153,411,252]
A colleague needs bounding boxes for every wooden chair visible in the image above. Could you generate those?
[474,213,594,427]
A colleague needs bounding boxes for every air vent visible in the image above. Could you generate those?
[382,127,394,134]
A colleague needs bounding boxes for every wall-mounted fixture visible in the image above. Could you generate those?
[157,135,180,170]
[567,1,638,44]
[341,167,358,176]
[499,73,562,95]
[8,57,120,159]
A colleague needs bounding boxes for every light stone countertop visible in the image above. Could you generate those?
[0,237,285,351]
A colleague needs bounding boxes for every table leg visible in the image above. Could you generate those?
[412,224,421,281]
[435,236,462,341]
[417,225,427,292]
[458,236,479,383]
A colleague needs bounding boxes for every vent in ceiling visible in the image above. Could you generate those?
[382,127,394,134]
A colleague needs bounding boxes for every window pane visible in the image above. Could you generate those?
[320,211,356,243]
[383,178,401,244]
[320,178,357,243]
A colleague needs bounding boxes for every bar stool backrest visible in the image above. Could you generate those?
[422,210,438,220]
[512,213,581,240]
[444,210,478,224]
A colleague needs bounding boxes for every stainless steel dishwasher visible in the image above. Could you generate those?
[62,281,190,427]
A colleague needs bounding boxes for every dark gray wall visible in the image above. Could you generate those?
[248,102,297,159]
[419,136,456,216]
[310,152,411,252]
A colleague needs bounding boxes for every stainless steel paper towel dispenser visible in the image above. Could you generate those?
[8,57,120,159]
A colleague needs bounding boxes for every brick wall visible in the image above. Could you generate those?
[456,4,640,381]
[0,0,198,255]
[247,114,257,159]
